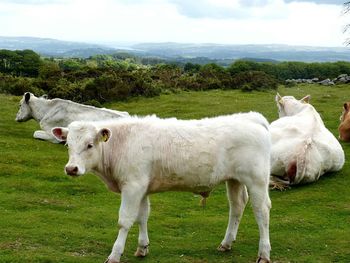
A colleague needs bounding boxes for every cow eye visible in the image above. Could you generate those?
[87,143,93,149]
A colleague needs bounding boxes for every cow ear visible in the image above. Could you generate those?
[301,95,311,104]
[98,128,111,143]
[25,92,31,103]
[344,103,349,111]
[41,94,48,99]
[51,127,69,142]
[275,93,283,105]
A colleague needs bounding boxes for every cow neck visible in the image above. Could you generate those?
[298,105,324,131]
[308,106,324,128]
[94,144,121,193]
[29,97,50,122]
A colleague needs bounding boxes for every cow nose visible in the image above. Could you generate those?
[65,166,79,176]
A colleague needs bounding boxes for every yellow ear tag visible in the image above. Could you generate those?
[101,133,108,142]
[279,99,284,105]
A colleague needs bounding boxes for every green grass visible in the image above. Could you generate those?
[1,85,350,263]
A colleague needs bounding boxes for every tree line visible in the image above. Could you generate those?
[1,49,350,105]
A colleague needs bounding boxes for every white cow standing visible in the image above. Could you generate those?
[270,94,344,188]
[52,113,272,263]
[15,92,129,143]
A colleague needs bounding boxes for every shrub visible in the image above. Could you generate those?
[0,74,43,96]
[231,71,278,91]
[48,78,85,102]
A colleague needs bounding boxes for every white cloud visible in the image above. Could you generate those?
[0,0,67,4]
[285,0,345,4]
[0,0,347,46]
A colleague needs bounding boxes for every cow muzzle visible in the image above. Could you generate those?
[65,165,79,176]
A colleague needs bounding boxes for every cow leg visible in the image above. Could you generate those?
[34,130,60,143]
[218,179,248,252]
[106,185,146,263]
[246,182,271,263]
[134,195,150,257]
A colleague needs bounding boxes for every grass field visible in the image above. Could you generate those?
[1,84,350,263]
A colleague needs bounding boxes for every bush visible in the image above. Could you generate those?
[83,99,102,107]
[83,72,131,102]
[47,78,85,102]
[231,71,278,91]
[0,74,43,96]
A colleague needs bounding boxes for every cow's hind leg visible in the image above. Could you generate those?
[246,180,271,263]
[134,195,150,257]
[218,179,248,252]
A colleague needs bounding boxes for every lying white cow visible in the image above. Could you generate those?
[270,94,344,188]
[15,92,129,143]
[52,113,272,263]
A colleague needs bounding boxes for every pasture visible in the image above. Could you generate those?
[0,84,349,262]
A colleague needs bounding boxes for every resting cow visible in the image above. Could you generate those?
[338,102,350,141]
[270,94,344,189]
[52,113,272,263]
[15,92,129,143]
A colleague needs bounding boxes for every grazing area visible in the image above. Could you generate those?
[1,84,350,262]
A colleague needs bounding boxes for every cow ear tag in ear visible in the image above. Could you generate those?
[100,128,110,142]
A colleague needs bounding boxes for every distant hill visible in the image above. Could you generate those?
[130,42,350,62]
[0,36,117,58]
[1,36,350,62]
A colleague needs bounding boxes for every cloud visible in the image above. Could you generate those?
[239,0,271,7]
[0,0,67,4]
[169,0,289,19]
[284,0,345,5]
[0,0,347,46]
[168,0,243,19]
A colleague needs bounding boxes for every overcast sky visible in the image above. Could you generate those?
[0,0,349,47]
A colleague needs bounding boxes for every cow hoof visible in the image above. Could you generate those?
[217,243,231,252]
[256,257,270,263]
[134,245,149,257]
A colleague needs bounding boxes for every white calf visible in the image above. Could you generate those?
[15,92,129,143]
[270,94,344,188]
[52,113,272,263]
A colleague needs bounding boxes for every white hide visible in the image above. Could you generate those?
[270,94,344,185]
[16,92,129,143]
[52,113,272,263]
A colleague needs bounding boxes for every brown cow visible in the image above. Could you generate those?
[339,102,350,141]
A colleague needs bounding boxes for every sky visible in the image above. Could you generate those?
[0,0,349,47]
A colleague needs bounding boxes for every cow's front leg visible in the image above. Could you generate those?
[34,130,61,143]
[106,184,147,263]
[134,195,150,257]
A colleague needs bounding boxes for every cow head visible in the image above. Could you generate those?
[15,92,34,122]
[275,93,311,118]
[52,121,111,176]
[340,102,350,122]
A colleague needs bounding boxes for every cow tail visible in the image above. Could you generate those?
[270,138,317,190]
[293,138,313,184]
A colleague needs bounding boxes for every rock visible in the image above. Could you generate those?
[337,74,348,79]
[318,78,334,85]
